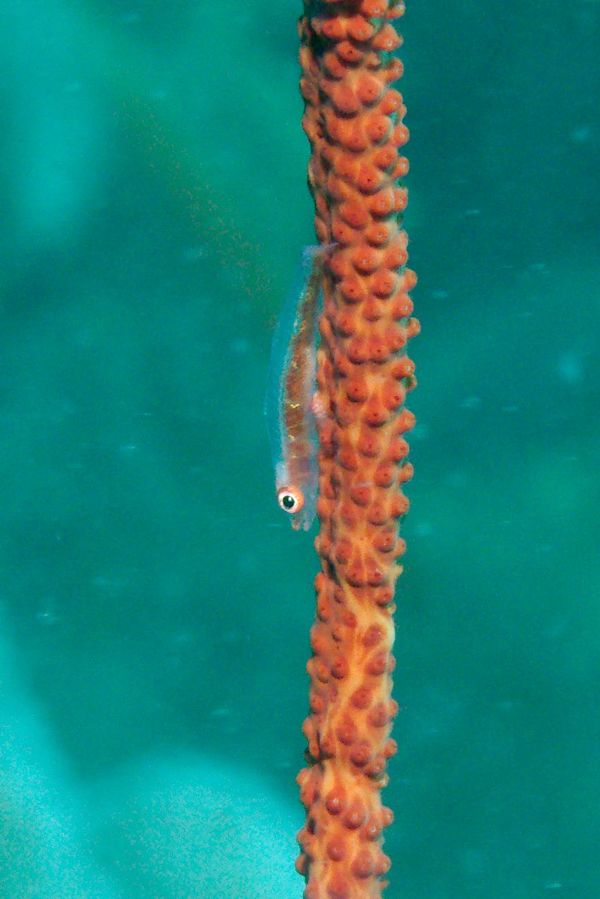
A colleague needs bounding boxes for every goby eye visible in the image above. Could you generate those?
[277,486,305,515]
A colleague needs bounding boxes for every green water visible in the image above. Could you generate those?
[1,1,599,897]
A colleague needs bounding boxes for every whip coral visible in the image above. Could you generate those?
[295,1,418,896]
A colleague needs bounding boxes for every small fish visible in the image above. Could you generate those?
[265,246,328,531]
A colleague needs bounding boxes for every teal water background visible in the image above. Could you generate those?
[1,2,599,897]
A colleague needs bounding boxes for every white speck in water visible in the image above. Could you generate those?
[460,395,482,410]
[170,631,195,648]
[230,337,250,356]
[119,443,139,455]
[414,521,433,537]
[182,246,206,262]
[446,470,468,489]
[557,352,583,385]
[120,12,141,25]
[569,125,591,143]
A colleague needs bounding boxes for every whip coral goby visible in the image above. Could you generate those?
[294,1,419,897]
[265,247,328,532]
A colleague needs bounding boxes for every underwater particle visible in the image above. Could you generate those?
[569,125,591,143]
[556,351,583,385]
[119,11,142,25]
[459,395,482,410]
[229,337,250,356]
[181,245,206,262]
[35,608,58,626]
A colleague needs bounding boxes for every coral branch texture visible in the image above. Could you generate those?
[296,2,418,896]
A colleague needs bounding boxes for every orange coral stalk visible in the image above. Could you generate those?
[295,1,418,897]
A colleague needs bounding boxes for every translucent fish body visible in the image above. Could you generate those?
[265,248,325,531]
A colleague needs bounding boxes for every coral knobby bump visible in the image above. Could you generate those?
[296,2,418,897]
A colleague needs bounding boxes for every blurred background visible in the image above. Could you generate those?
[1,1,599,896]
